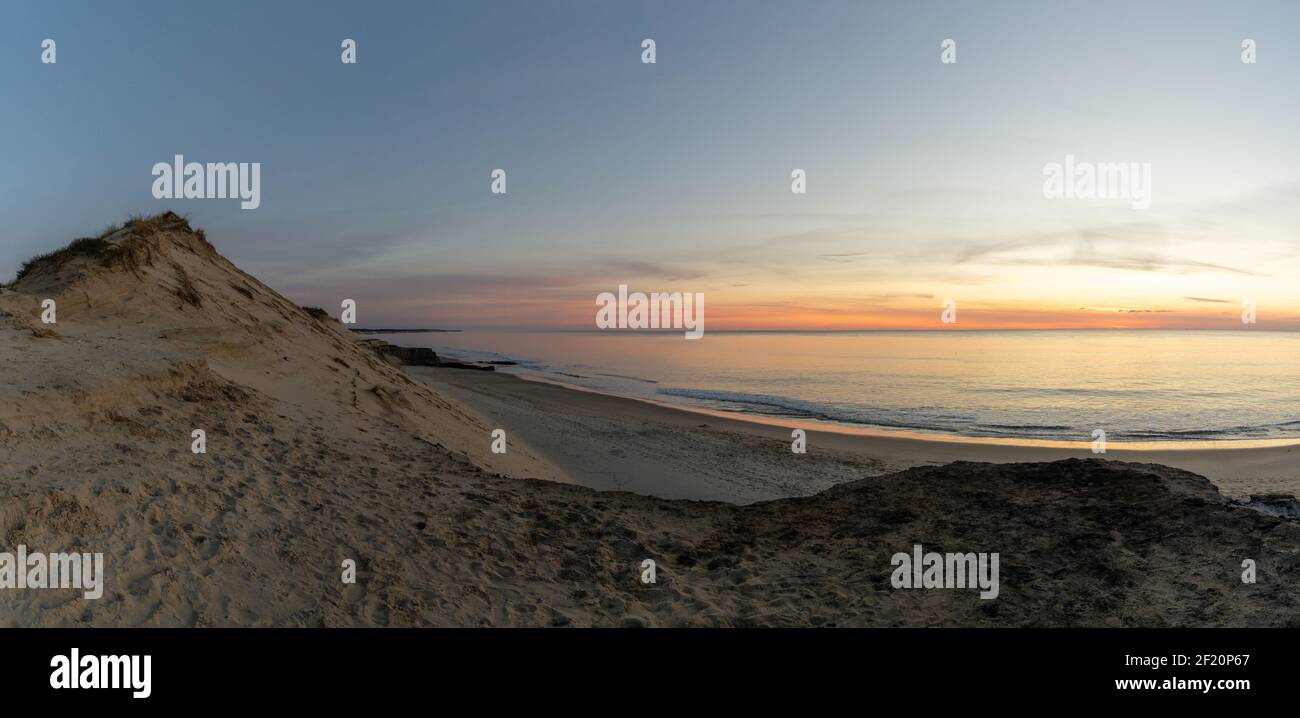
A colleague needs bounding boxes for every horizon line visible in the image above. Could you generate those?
[358,326,1295,334]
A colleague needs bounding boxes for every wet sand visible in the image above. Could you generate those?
[415,367,1300,503]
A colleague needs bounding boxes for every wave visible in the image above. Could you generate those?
[656,387,1300,442]
[658,387,974,433]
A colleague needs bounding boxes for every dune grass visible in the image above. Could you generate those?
[11,211,203,284]
[14,237,118,282]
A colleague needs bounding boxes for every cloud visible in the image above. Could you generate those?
[816,252,870,262]
[586,257,708,281]
[1080,306,1171,313]
[948,224,1266,276]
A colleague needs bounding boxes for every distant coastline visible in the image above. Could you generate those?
[350,328,461,334]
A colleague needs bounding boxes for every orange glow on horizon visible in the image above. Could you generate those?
[413,297,1300,332]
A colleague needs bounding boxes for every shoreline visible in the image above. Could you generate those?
[398,335,1300,451]
[506,370,1300,451]
[411,365,1300,503]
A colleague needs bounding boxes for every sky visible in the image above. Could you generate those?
[2,0,1298,330]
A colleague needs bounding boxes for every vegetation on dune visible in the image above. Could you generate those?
[113,212,197,240]
[11,211,206,284]
[14,237,118,282]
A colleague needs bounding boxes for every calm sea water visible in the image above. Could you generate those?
[374,330,1300,443]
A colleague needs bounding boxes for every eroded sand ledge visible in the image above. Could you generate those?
[0,215,1296,626]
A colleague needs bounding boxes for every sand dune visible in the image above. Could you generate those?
[1,214,1296,626]
[0,214,561,625]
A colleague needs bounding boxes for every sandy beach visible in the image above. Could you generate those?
[414,366,1300,503]
[2,215,1298,627]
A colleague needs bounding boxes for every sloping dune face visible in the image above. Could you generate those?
[0,214,562,626]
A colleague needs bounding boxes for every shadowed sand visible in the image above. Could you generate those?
[1,214,1296,626]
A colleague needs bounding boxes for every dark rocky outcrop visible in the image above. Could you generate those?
[1235,493,1300,520]
[356,338,494,370]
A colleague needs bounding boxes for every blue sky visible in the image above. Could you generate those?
[2,0,1298,328]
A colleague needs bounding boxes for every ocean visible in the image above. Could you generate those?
[372,330,1300,445]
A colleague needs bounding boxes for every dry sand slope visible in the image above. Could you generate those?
[0,213,559,626]
[0,214,1297,626]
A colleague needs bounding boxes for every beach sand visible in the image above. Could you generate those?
[414,367,1300,503]
[2,214,1297,627]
